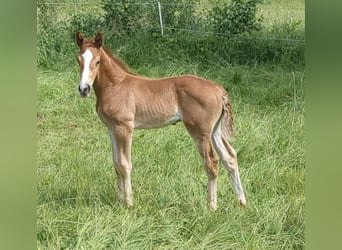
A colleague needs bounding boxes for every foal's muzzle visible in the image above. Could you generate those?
[78,84,91,97]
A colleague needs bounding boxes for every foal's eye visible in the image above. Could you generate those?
[96,60,100,66]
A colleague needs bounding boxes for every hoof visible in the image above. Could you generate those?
[126,202,133,209]
[208,202,217,211]
[239,198,246,207]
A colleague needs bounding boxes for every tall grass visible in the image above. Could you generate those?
[37,60,304,248]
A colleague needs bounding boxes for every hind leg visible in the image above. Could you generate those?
[198,137,220,210]
[205,145,220,211]
[185,125,220,210]
[212,128,246,206]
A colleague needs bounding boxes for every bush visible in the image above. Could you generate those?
[37,3,73,69]
[210,0,263,34]
[70,12,104,37]
[101,0,158,35]
[159,1,198,32]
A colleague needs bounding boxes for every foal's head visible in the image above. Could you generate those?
[75,32,103,97]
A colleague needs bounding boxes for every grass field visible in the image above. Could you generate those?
[37,0,304,248]
[37,60,304,248]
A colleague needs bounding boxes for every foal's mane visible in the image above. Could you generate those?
[102,46,136,75]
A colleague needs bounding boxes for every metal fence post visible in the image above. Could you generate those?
[157,1,164,36]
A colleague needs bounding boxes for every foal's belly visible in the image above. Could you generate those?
[134,112,182,129]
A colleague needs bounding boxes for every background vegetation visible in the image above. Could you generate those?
[37,0,304,248]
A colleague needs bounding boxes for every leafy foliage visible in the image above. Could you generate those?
[101,0,158,35]
[210,0,263,34]
[36,0,303,71]
[70,12,104,37]
[159,1,198,32]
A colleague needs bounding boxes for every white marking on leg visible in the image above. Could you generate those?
[208,176,218,210]
[212,124,246,206]
[124,172,133,207]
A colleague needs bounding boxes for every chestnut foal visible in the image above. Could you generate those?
[76,32,246,210]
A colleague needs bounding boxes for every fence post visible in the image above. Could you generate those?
[157,1,164,36]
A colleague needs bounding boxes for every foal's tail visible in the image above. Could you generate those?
[220,90,235,141]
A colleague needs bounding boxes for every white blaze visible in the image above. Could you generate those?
[80,49,93,86]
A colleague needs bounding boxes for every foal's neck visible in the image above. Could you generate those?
[101,48,128,81]
[93,48,130,98]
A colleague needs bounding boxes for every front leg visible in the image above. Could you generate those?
[109,130,124,201]
[109,125,134,207]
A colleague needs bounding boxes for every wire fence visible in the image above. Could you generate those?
[37,1,304,69]
[37,1,305,43]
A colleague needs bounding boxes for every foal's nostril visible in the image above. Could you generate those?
[78,84,91,97]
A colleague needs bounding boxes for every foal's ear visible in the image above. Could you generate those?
[94,32,103,48]
[76,31,84,47]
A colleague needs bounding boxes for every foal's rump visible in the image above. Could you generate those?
[173,75,228,132]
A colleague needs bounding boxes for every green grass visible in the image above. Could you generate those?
[37,59,304,248]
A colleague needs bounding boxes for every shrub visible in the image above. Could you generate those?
[210,0,263,35]
[101,0,158,35]
[159,1,198,32]
[70,12,104,37]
